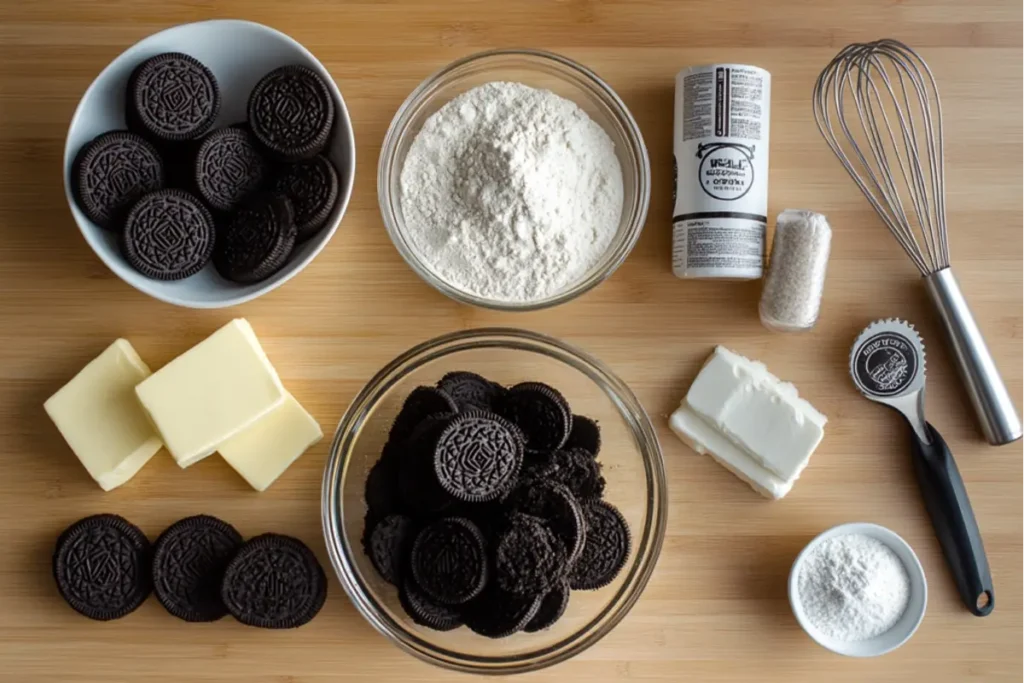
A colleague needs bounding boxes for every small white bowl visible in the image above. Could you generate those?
[62,19,356,309]
[788,522,927,657]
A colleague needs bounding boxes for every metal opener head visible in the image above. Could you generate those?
[850,319,930,443]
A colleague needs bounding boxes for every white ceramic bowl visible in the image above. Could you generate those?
[788,522,927,657]
[62,19,356,308]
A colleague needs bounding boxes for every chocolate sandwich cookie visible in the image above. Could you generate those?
[464,585,543,639]
[399,576,463,631]
[270,155,339,241]
[248,65,335,161]
[565,415,601,457]
[568,500,630,591]
[72,131,164,230]
[366,514,413,586]
[494,514,566,596]
[433,409,523,503]
[524,578,571,632]
[398,415,456,516]
[120,189,215,281]
[53,514,152,621]
[221,533,326,629]
[128,52,220,142]
[410,517,488,605]
[508,482,586,569]
[528,447,605,500]
[388,385,458,445]
[437,371,505,412]
[502,382,572,454]
[213,194,297,284]
[152,515,243,622]
[194,127,270,212]
[364,442,402,518]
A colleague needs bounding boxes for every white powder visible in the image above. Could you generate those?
[399,81,624,303]
[797,533,911,642]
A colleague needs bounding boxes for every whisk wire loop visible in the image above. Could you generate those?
[812,38,950,274]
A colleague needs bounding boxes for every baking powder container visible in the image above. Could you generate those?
[672,64,771,279]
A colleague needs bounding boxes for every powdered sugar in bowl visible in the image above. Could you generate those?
[379,49,650,310]
[788,522,928,657]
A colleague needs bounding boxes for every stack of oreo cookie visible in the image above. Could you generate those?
[363,373,631,638]
[71,52,341,283]
[52,513,326,629]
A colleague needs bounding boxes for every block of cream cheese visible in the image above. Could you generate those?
[218,392,322,491]
[44,339,163,491]
[669,405,792,500]
[686,346,826,482]
[135,319,286,468]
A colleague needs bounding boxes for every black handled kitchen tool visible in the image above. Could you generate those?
[850,319,994,616]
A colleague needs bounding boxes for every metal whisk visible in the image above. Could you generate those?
[813,39,1021,446]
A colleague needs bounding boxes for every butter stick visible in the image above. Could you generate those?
[44,339,163,491]
[218,392,322,491]
[135,319,286,468]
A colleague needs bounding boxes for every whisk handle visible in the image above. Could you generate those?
[924,268,1023,445]
[910,421,994,616]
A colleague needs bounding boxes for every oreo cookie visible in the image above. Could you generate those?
[364,442,402,518]
[565,415,601,456]
[366,514,413,586]
[72,131,164,230]
[221,533,326,629]
[388,386,458,444]
[502,382,572,454]
[53,514,152,621]
[120,189,215,280]
[529,447,606,500]
[194,127,269,212]
[508,482,585,569]
[433,410,523,503]
[248,65,335,161]
[524,579,571,632]
[270,155,339,241]
[464,585,542,639]
[410,518,488,605]
[213,194,297,284]
[128,52,220,142]
[399,576,462,631]
[568,500,630,591]
[494,514,566,596]
[437,371,504,412]
[152,515,243,622]
[398,415,456,516]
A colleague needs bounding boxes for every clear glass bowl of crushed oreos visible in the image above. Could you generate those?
[322,328,666,674]
[378,49,651,311]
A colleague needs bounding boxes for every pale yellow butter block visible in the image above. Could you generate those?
[218,393,322,491]
[44,339,163,491]
[135,319,286,468]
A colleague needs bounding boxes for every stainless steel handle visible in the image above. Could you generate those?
[924,268,1022,445]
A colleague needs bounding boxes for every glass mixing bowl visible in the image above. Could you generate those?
[322,328,666,674]
[377,49,651,311]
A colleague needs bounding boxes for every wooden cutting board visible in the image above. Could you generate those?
[0,1,1020,681]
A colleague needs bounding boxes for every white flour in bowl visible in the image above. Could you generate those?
[399,81,624,303]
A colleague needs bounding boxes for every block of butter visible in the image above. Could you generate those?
[44,339,163,491]
[671,346,826,499]
[218,392,323,491]
[135,319,286,468]
[686,346,826,482]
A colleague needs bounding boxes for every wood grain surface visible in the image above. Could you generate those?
[0,1,1020,681]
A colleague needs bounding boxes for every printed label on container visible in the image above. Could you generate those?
[673,64,770,279]
[672,216,766,279]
